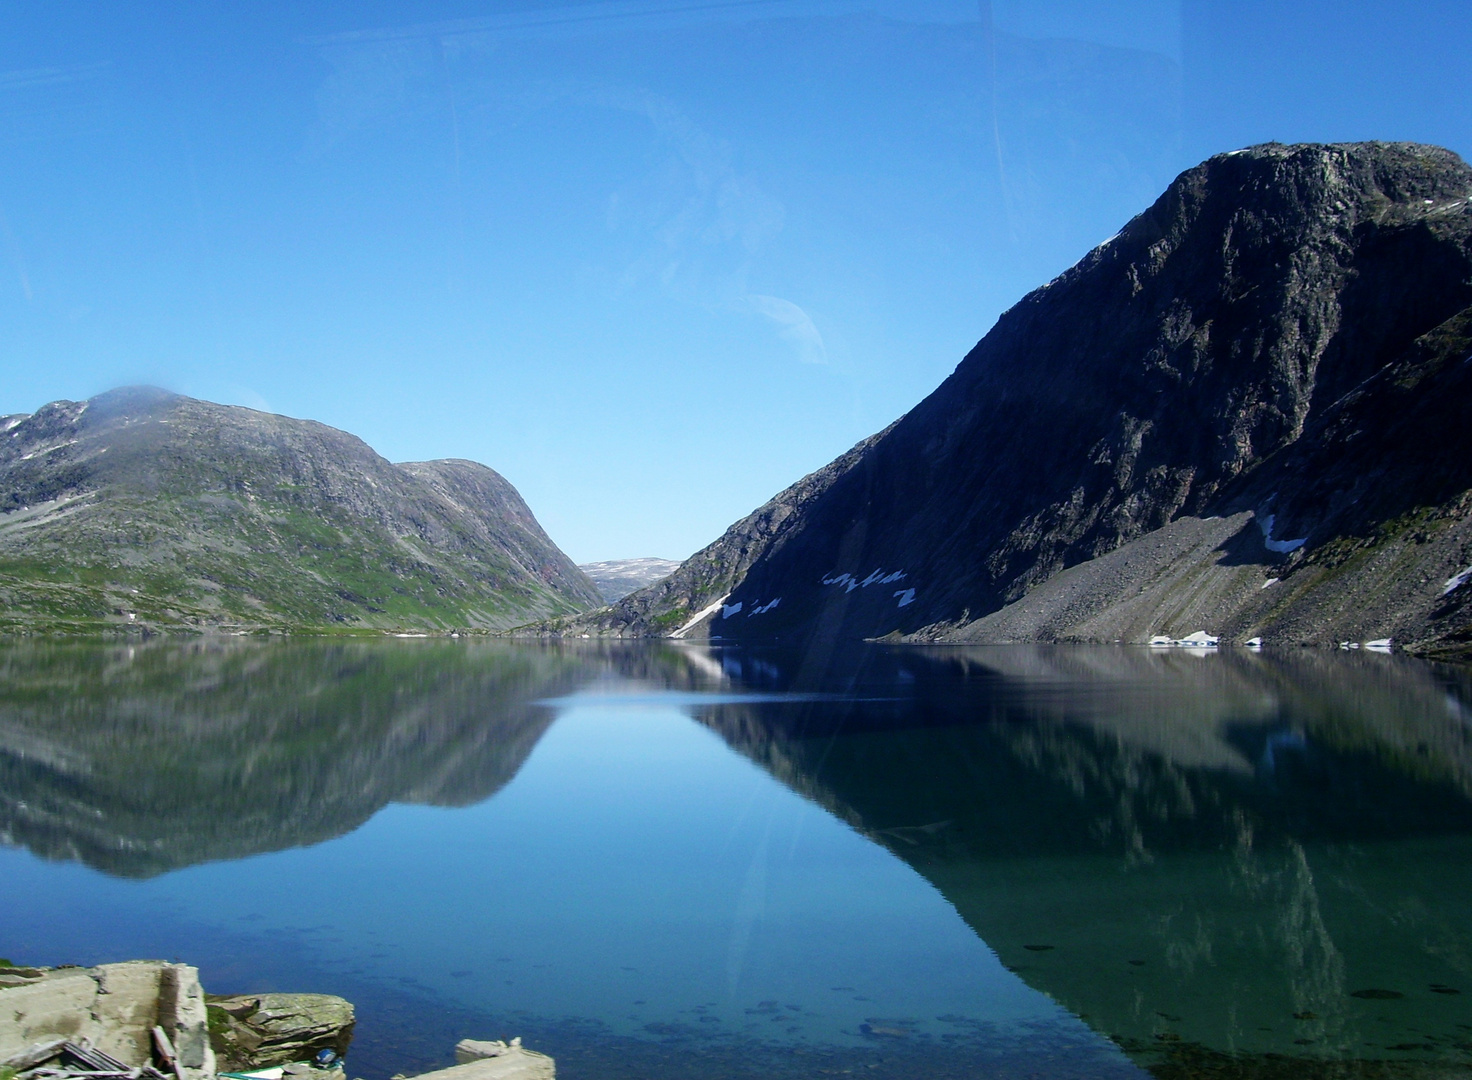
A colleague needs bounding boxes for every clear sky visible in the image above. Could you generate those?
[2,1,1469,563]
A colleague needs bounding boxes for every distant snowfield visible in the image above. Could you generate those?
[579,557,682,604]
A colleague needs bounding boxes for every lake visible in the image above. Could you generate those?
[3,640,1471,1079]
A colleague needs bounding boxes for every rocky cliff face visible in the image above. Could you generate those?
[0,387,601,632]
[546,142,1472,651]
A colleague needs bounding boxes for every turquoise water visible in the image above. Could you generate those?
[3,641,1471,1078]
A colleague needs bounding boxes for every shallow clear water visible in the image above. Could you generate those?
[3,640,1472,1078]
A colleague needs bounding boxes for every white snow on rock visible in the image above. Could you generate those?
[748,598,781,615]
[1245,637,1263,648]
[670,594,730,639]
[894,588,916,608]
[1365,638,1393,652]
[1443,566,1472,596]
[1176,631,1219,648]
[1261,577,1280,589]
[1257,513,1307,554]
[721,601,744,619]
[824,569,907,589]
[1147,631,1219,648]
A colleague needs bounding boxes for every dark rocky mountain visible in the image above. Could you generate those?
[577,557,682,603]
[540,142,1472,654]
[0,387,602,632]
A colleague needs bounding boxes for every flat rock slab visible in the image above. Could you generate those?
[0,961,214,1079]
[408,1047,554,1080]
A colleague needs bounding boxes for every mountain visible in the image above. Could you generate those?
[0,387,602,632]
[577,557,682,603]
[539,142,1472,655]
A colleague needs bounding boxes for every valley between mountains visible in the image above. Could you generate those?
[4,141,1472,655]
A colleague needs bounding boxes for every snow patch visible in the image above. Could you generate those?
[1443,566,1472,596]
[893,588,916,608]
[670,593,730,639]
[1176,630,1219,648]
[826,569,907,590]
[18,439,77,462]
[1365,638,1393,653]
[721,601,744,619]
[1245,637,1263,649]
[1148,631,1219,649]
[748,597,781,616]
[1261,577,1279,589]
[1258,513,1307,554]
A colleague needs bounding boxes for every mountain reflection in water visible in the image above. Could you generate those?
[2,640,1471,1079]
[696,645,1472,1076]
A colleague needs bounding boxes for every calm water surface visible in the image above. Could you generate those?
[3,640,1471,1079]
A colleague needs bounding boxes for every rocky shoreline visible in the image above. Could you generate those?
[0,963,552,1080]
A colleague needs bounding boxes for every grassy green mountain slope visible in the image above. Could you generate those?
[0,387,601,633]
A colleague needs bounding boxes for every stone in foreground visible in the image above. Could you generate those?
[207,993,355,1071]
[399,1038,555,1080]
[0,962,215,1080]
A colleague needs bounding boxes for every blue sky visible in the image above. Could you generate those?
[2,1,1469,563]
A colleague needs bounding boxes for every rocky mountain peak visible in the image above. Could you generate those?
[542,142,1472,652]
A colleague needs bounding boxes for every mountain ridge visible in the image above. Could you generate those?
[0,386,601,633]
